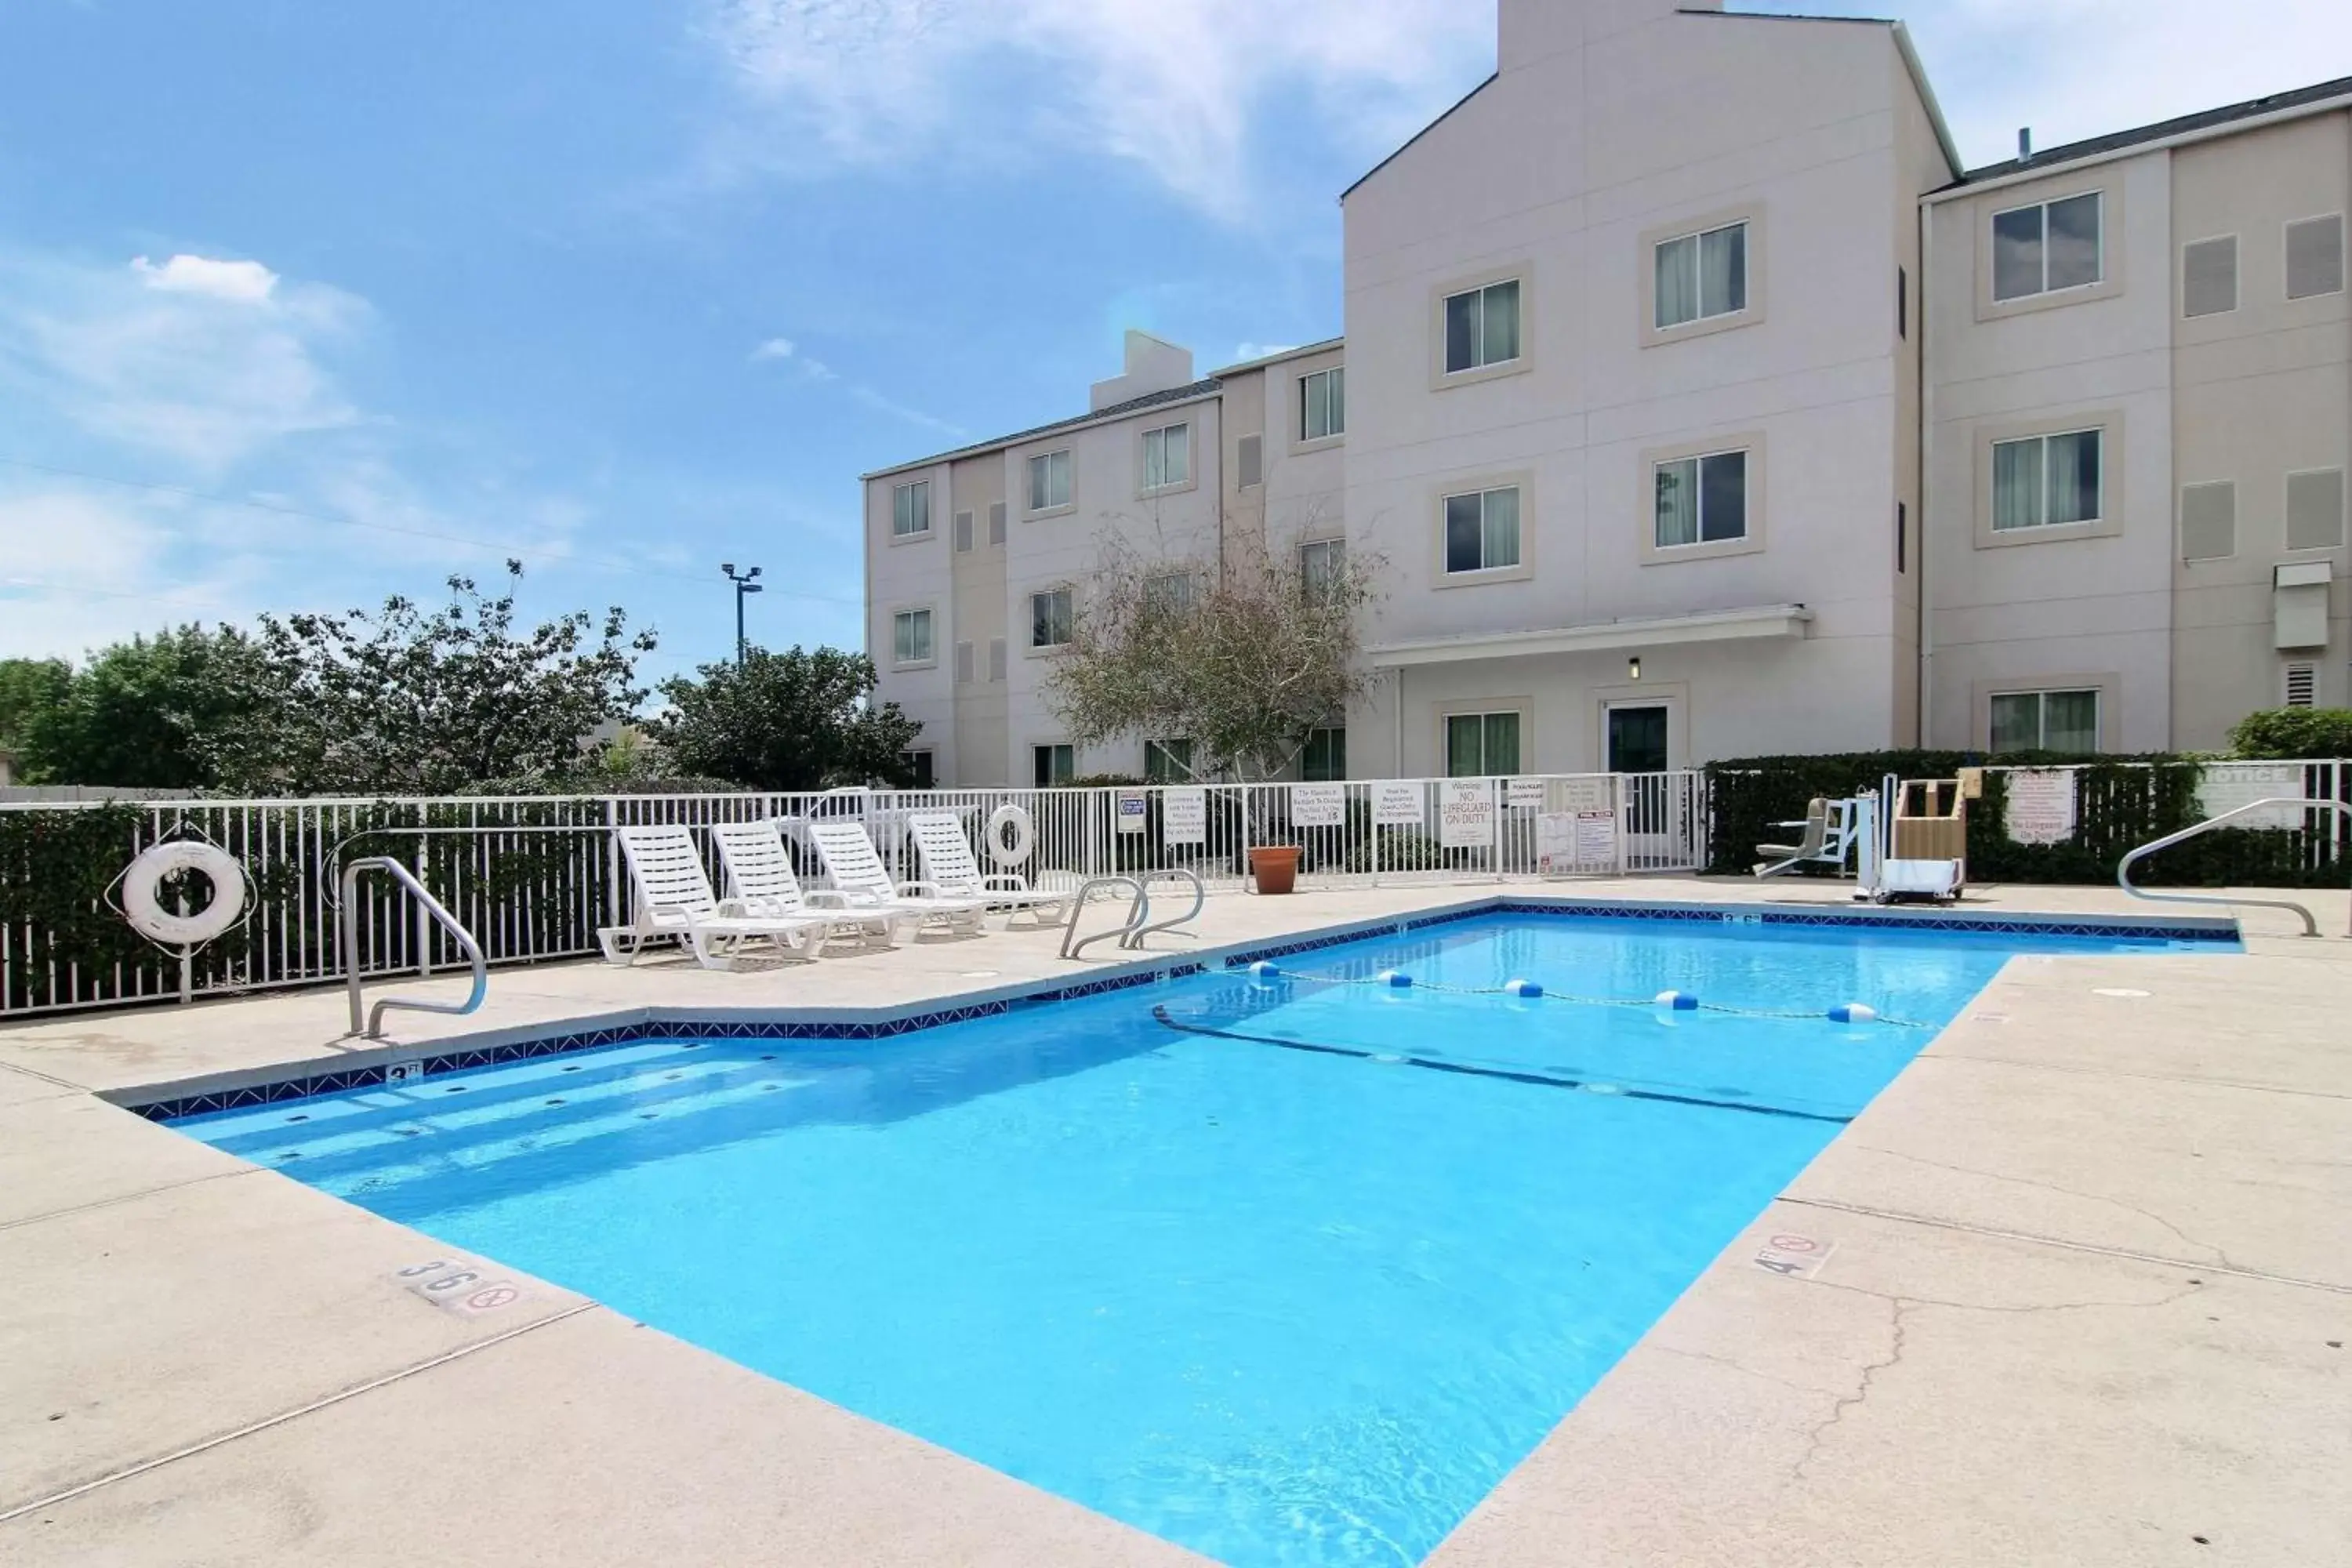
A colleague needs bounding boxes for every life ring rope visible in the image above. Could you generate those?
[120,840,249,949]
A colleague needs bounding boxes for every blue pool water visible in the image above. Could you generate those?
[174,913,2220,1566]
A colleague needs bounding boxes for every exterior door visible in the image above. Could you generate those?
[1606,703,1681,869]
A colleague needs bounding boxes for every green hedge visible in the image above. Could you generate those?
[1704,750,2349,887]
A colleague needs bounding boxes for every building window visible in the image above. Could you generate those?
[900,750,935,789]
[1301,726,1346,782]
[1027,448,1072,512]
[891,480,931,538]
[1992,191,2103,302]
[1445,712,1520,777]
[2285,215,2347,301]
[1654,221,1747,329]
[1029,587,1073,649]
[2286,469,2347,551]
[2180,481,2237,562]
[1443,279,1521,373]
[1991,430,2102,532]
[2182,236,2238,318]
[891,608,934,666]
[1033,744,1075,788]
[1142,423,1190,490]
[1443,486,1521,574]
[1654,450,1748,547]
[1145,572,1196,614]
[1990,688,2099,753]
[1301,367,1345,439]
[1299,538,1346,599]
[1143,738,1193,783]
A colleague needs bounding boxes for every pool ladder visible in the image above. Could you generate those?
[339,856,489,1036]
[1059,869,1207,960]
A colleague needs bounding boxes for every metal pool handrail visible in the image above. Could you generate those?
[341,855,488,1036]
[2117,797,2350,937]
[1061,875,1147,960]
[1123,868,1204,949]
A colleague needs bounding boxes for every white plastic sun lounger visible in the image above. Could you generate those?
[805,820,989,936]
[597,826,837,970]
[710,821,895,949]
[904,811,1072,927]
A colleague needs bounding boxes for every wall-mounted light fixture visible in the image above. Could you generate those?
[1627,655,1642,681]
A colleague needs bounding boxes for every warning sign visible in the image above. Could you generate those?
[1751,1232,1835,1279]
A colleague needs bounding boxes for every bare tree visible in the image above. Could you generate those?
[1044,516,1383,782]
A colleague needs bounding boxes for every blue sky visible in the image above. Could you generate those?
[3,0,2347,684]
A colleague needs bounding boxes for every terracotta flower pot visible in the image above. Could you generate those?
[1248,845,1301,895]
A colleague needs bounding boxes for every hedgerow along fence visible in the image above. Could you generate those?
[1704,754,2352,887]
[0,771,1705,1019]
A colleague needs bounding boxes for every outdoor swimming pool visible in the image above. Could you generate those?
[173,911,2227,1566]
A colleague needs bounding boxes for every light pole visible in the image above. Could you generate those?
[720,563,763,666]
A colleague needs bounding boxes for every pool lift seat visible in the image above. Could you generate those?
[1753,797,1842,878]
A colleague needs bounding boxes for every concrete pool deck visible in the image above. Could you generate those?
[2,877,2347,1564]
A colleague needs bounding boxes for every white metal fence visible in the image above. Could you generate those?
[0,771,1705,1019]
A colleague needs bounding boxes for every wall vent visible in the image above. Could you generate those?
[953,510,975,552]
[953,641,975,684]
[2285,662,2318,707]
[986,637,1007,682]
[987,502,1008,546]
[2287,469,2347,552]
[1237,434,1264,490]
[2182,236,2238,318]
[2286,215,2346,301]
[2179,481,2237,562]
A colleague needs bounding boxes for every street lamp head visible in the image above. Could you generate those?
[749,565,763,579]
[720,561,735,576]
[744,583,764,594]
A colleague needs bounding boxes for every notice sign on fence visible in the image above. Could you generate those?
[1574,810,1617,866]
[2003,769,2076,845]
[1439,779,1494,848]
[1162,787,1207,846]
[1372,782,1424,826]
[1559,775,1613,815]
[1290,783,1346,829]
[2198,762,2306,830]
[1504,778,1547,810]
[1115,789,1148,834]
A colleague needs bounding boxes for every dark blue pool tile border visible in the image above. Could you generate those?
[131,959,1214,1122]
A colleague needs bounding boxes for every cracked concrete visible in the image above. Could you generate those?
[4,877,2347,1566]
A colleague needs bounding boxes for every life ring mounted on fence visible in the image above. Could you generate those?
[119,840,249,949]
[985,804,1036,867]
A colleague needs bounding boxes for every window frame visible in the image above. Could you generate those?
[1652,220,1748,331]
[1142,737,1194,784]
[1438,482,1526,580]
[1639,434,1766,564]
[1143,570,1198,615]
[1439,707,1525,779]
[1990,428,2105,535]
[1985,687,2103,755]
[1973,675,2115,753]
[1300,725,1346,782]
[1298,537,1347,601]
[1973,412,2124,550]
[1991,190,2105,302]
[1639,205,1765,348]
[899,748,936,789]
[1298,365,1346,445]
[1031,743,1076,789]
[1977,183,2122,319]
[1025,448,1073,517]
[1026,586,1075,652]
[1428,265,1532,388]
[888,605,936,670]
[1139,420,1194,495]
[889,478,933,540]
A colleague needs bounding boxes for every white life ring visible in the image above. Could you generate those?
[122,840,248,948]
[985,804,1036,867]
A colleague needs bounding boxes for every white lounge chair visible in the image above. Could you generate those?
[904,811,1073,927]
[597,826,837,970]
[805,820,989,936]
[711,821,895,949]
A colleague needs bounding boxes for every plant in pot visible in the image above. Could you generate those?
[1248,840,1301,895]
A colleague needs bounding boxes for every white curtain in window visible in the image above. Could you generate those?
[2045,431,2099,524]
[1655,458,1699,546]
[1987,693,2038,753]
[1700,224,1745,318]
[1655,236,1697,328]
[2042,690,2099,753]
[1992,438,2042,531]
[1481,487,1520,568]
[1483,281,1519,363]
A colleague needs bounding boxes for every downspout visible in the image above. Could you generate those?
[1917,198,1934,748]
[1392,667,1406,778]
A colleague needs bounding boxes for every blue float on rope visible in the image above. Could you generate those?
[1504,978,1544,998]
[1248,960,1281,981]
[1377,969,1414,989]
[1654,989,1700,1011]
[1827,1002,1878,1024]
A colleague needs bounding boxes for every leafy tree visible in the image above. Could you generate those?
[650,646,922,789]
[1044,526,1384,780]
[2229,706,2352,760]
[17,629,265,788]
[205,561,655,795]
[0,658,72,760]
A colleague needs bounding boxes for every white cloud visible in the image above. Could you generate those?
[702,0,1494,219]
[131,253,280,304]
[0,251,367,471]
[0,488,267,659]
[749,335,796,360]
[851,384,965,439]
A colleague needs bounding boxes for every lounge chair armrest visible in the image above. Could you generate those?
[803,891,853,908]
[895,880,946,897]
[981,874,1033,893]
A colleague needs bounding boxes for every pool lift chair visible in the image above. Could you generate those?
[1754,782,1961,902]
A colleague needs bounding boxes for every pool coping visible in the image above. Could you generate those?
[113,892,2240,1123]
